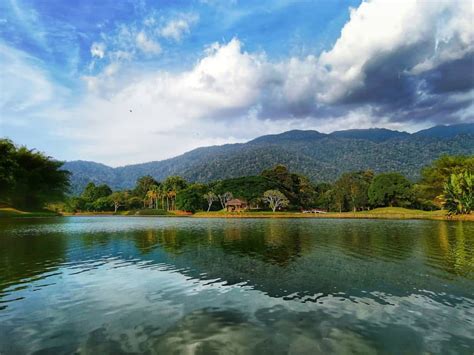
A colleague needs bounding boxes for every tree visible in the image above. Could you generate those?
[110,191,127,213]
[420,155,474,206]
[127,196,143,210]
[368,173,413,208]
[0,139,70,209]
[176,184,207,212]
[203,191,217,212]
[211,176,278,207]
[0,139,18,201]
[163,176,188,211]
[217,192,233,209]
[261,165,317,209]
[145,185,160,209]
[443,171,473,215]
[133,175,159,200]
[333,171,373,212]
[82,183,112,202]
[313,182,332,211]
[92,196,113,211]
[263,190,289,212]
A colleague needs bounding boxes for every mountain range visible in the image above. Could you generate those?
[63,123,474,194]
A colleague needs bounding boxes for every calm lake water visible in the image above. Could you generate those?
[0,217,473,354]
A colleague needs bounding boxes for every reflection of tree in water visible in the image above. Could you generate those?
[81,232,114,249]
[423,221,474,278]
[316,221,415,262]
[152,220,313,266]
[0,232,67,298]
[219,220,314,266]
[132,229,160,254]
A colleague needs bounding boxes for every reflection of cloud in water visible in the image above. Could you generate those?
[1,218,474,354]
[1,262,473,354]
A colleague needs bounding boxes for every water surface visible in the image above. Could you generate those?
[0,217,473,354]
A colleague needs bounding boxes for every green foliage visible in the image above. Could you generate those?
[263,189,289,212]
[176,184,207,212]
[0,139,70,209]
[443,172,473,215]
[63,128,474,193]
[109,191,128,212]
[368,173,413,208]
[92,196,113,211]
[211,175,278,206]
[133,175,159,199]
[81,182,112,202]
[127,196,143,210]
[261,165,316,208]
[420,155,474,205]
[331,171,373,212]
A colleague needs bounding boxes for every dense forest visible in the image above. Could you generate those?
[62,156,473,215]
[63,124,474,194]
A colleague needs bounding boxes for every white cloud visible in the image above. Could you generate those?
[135,31,161,54]
[317,0,473,103]
[0,43,54,115]
[3,0,472,165]
[159,13,198,42]
[90,42,106,59]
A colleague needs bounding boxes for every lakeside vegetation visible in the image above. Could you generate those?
[1,138,472,218]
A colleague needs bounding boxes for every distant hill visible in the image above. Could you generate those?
[63,123,474,194]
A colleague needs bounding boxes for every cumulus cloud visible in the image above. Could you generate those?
[63,0,473,164]
[316,0,473,123]
[3,0,472,165]
[159,13,199,42]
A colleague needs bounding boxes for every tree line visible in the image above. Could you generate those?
[0,139,472,215]
[63,156,473,215]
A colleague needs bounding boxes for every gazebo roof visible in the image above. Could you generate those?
[225,199,246,206]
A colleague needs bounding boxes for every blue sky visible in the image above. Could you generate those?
[0,0,472,165]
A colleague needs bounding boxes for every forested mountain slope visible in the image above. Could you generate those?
[63,124,474,193]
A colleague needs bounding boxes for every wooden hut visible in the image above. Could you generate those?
[225,199,248,212]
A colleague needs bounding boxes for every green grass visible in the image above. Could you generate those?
[193,207,472,221]
[126,209,171,216]
[0,207,59,218]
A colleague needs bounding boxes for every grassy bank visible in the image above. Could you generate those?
[62,209,191,217]
[193,207,473,221]
[0,207,60,218]
[3,207,472,221]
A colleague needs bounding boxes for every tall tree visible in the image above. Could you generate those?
[203,191,217,212]
[163,176,188,211]
[134,175,159,200]
[217,192,233,209]
[333,171,373,212]
[176,184,207,212]
[368,173,413,208]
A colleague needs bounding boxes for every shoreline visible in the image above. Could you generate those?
[191,211,474,221]
[2,207,472,221]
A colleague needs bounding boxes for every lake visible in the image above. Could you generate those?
[0,217,473,354]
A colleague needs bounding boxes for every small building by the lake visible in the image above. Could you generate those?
[225,199,248,212]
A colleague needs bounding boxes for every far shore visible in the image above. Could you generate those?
[2,207,473,221]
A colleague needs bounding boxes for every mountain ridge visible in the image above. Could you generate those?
[63,123,474,193]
